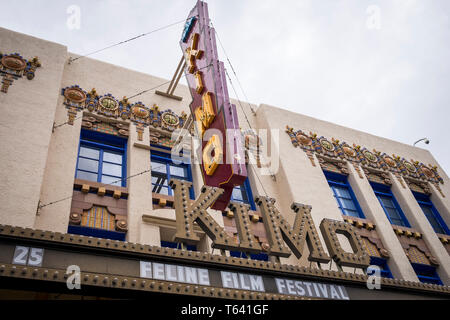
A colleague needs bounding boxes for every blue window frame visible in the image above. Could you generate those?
[160,240,197,251]
[413,192,449,235]
[412,263,443,285]
[151,149,195,199]
[368,257,393,279]
[230,251,269,261]
[371,182,410,227]
[76,129,127,187]
[324,171,365,218]
[231,178,256,211]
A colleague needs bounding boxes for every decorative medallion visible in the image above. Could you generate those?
[0,52,41,93]
[320,138,334,152]
[403,161,417,173]
[420,165,435,179]
[162,111,180,127]
[63,86,87,104]
[131,103,150,119]
[1,54,27,71]
[99,96,118,111]
[383,156,397,168]
[116,219,128,232]
[363,150,378,163]
[296,133,312,146]
[343,145,356,157]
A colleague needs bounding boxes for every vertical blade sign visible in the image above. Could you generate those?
[180,0,247,211]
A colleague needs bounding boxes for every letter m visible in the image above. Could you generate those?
[255,197,331,263]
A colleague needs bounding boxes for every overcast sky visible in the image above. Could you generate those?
[1,0,449,175]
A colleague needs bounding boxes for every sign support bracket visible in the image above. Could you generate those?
[155,56,185,101]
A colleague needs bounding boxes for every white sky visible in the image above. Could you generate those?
[1,0,449,175]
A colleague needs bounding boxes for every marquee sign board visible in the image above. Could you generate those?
[180,0,247,211]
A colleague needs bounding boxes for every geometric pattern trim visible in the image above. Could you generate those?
[286,126,445,197]
[361,237,381,258]
[406,245,430,265]
[81,206,115,231]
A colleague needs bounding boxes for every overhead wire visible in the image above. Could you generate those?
[212,26,270,197]
[68,18,190,64]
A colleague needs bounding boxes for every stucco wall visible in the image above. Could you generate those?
[0,28,67,229]
[1,27,449,285]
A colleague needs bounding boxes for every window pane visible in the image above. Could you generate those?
[76,170,97,182]
[420,205,445,234]
[341,198,357,210]
[170,164,187,177]
[102,162,122,177]
[232,187,244,202]
[78,158,99,172]
[103,151,122,164]
[333,186,351,199]
[101,175,122,186]
[343,209,360,218]
[152,175,168,187]
[153,184,169,195]
[379,196,395,209]
[151,161,167,174]
[79,146,100,159]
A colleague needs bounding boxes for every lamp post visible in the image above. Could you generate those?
[413,138,430,146]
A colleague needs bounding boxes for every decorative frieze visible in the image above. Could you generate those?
[392,225,439,266]
[81,112,129,138]
[61,85,187,142]
[70,179,128,233]
[0,52,41,93]
[342,216,390,259]
[286,126,444,196]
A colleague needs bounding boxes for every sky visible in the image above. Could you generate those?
[1,0,449,175]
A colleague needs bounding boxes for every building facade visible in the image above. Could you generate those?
[0,23,449,300]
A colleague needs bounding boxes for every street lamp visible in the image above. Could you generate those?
[413,138,430,146]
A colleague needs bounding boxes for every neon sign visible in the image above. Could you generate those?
[180,0,247,211]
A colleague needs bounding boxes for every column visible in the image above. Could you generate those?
[127,125,153,243]
[391,175,450,285]
[347,165,418,281]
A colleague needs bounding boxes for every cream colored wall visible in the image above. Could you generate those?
[1,27,449,285]
[256,103,449,284]
[0,28,67,229]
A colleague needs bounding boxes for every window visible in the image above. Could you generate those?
[76,130,127,187]
[231,178,256,211]
[324,171,365,218]
[413,192,449,235]
[368,257,393,279]
[230,251,269,261]
[161,241,196,251]
[412,263,443,285]
[151,150,194,199]
[371,182,410,227]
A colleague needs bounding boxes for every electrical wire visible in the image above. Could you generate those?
[68,18,190,64]
[212,25,272,197]
[212,23,257,115]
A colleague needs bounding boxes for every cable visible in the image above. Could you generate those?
[212,24,257,115]
[68,18,190,64]
[38,167,153,211]
[52,115,82,131]
[212,24,270,197]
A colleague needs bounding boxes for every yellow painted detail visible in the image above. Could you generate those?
[203,134,223,176]
[195,71,204,94]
